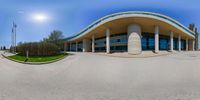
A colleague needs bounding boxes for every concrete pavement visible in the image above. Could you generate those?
[1,50,200,100]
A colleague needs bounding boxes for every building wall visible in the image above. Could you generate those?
[67,32,188,53]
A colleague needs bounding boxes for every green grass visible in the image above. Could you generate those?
[8,53,67,62]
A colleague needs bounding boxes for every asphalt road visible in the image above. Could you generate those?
[1,51,200,100]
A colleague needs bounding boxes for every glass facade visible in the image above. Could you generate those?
[181,40,186,50]
[71,43,76,51]
[69,32,187,52]
[95,33,128,52]
[77,42,83,52]
[159,36,170,50]
[141,33,155,50]
[110,46,127,52]
[173,38,178,50]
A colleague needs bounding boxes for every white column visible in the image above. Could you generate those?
[178,34,181,51]
[70,42,72,51]
[186,38,188,51]
[193,39,195,51]
[76,41,78,52]
[127,24,142,54]
[92,35,95,53]
[64,42,67,52]
[155,26,159,53]
[106,28,110,53]
[82,39,86,52]
[170,31,174,52]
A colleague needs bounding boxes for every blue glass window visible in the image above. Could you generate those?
[181,40,186,50]
[173,39,178,50]
[142,37,147,50]
[95,41,105,45]
[120,38,128,43]
[148,37,155,50]
[110,38,127,43]
[159,38,169,50]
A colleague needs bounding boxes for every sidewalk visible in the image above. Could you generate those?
[95,51,178,58]
[0,50,16,57]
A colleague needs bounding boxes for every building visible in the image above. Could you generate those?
[63,11,198,54]
[189,24,199,50]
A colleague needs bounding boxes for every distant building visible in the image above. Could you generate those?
[64,11,197,54]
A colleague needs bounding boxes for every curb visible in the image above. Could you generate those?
[1,53,68,65]
[95,52,175,58]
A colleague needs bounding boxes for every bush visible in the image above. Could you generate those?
[17,42,60,56]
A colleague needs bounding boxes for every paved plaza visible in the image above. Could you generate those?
[0,51,200,100]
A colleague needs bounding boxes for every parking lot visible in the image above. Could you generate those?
[0,51,200,100]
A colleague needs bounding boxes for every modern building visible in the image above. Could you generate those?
[63,11,198,54]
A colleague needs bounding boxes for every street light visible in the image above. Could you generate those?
[11,22,17,53]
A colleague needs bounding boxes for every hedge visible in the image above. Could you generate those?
[17,42,60,56]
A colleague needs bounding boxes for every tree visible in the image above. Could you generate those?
[45,30,64,44]
[42,30,64,50]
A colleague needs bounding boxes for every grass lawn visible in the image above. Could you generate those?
[8,53,67,62]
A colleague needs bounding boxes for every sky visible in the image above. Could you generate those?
[0,0,200,48]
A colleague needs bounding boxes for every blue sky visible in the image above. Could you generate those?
[0,0,200,48]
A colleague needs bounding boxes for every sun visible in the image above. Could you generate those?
[32,13,49,22]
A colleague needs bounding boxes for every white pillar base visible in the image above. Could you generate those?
[186,38,188,51]
[92,35,95,53]
[76,41,78,52]
[127,24,142,55]
[154,26,159,53]
[170,31,174,52]
[106,29,110,54]
[178,34,181,52]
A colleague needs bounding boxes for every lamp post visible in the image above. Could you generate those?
[11,22,17,53]
[26,50,29,59]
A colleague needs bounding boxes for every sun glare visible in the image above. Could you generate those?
[32,13,49,22]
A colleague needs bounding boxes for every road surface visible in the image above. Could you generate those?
[0,51,200,100]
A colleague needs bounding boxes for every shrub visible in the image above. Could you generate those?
[17,42,60,56]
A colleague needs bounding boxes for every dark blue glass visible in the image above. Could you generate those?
[173,39,178,50]
[148,37,155,50]
[181,40,186,50]
[142,37,147,50]
[95,41,105,45]
[120,38,128,43]
[159,38,169,50]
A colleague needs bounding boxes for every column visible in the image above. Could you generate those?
[170,31,174,52]
[178,34,181,51]
[82,39,86,52]
[82,39,91,52]
[92,35,95,53]
[193,39,195,51]
[186,38,188,51]
[64,42,67,52]
[155,26,159,53]
[106,28,110,53]
[76,41,78,52]
[70,42,72,51]
[127,24,142,54]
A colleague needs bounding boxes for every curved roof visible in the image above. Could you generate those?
[64,11,195,41]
